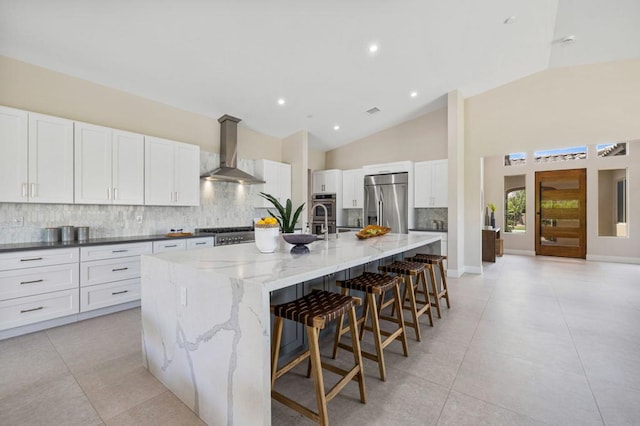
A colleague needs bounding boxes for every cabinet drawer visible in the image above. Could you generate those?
[0,248,79,271]
[153,240,186,253]
[80,278,140,312]
[81,257,140,287]
[80,242,152,261]
[0,289,79,331]
[0,264,79,301]
[186,237,214,250]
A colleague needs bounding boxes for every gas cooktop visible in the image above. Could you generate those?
[196,227,255,246]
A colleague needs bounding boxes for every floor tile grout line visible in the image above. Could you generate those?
[434,274,495,425]
[551,283,608,426]
[44,329,108,425]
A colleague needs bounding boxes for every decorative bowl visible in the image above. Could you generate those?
[282,233,317,254]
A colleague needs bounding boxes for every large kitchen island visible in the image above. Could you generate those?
[141,233,441,425]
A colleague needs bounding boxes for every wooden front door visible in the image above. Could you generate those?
[535,169,587,258]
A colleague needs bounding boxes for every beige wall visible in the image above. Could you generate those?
[470,59,640,265]
[308,147,326,171]
[0,55,281,159]
[325,107,447,170]
[282,131,309,226]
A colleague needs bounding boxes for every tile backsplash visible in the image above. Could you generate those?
[0,152,267,244]
[415,208,448,229]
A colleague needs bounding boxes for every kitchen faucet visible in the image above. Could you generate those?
[311,203,329,241]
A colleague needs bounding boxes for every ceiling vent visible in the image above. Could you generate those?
[366,107,381,115]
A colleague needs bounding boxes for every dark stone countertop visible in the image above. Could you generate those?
[0,233,214,253]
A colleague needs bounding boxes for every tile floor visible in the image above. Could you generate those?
[1,255,639,425]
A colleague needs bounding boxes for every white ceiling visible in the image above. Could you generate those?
[1,0,638,151]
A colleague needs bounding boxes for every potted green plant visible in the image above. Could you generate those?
[488,203,497,228]
[258,192,305,233]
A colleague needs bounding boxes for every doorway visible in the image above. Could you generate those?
[535,168,587,258]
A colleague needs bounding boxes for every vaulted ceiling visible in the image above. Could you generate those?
[1,0,638,151]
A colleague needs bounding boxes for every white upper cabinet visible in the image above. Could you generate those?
[0,106,28,202]
[254,159,292,207]
[342,169,364,208]
[28,113,75,204]
[312,169,342,194]
[112,129,145,205]
[0,107,73,204]
[145,136,200,206]
[414,160,448,208]
[75,123,144,205]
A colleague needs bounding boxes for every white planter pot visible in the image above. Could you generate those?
[255,227,279,253]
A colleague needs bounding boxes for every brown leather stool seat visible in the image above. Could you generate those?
[378,260,434,341]
[406,254,451,318]
[271,290,366,426]
[332,272,409,381]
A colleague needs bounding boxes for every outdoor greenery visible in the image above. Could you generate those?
[505,189,526,232]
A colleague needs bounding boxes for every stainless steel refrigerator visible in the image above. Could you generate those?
[364,172,408,233]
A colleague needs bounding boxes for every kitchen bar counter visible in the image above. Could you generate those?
[0,233,213,253]
[141,233,441,425]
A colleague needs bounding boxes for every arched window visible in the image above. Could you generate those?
[505,187,526,233]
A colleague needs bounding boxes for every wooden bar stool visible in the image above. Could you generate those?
[378,261,434,341]
[271,290,366,426]
[332,272,408,381]
[406,254,450,318]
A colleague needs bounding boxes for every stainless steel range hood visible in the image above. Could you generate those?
[200,115,266,184]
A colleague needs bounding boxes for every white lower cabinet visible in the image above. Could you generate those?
[0,263,79,300]
[153,237,214,253]
[80,278,140,312]
[0,248,80,332]
[153,239,187,253]
[79,242,151,313]
[1,237,210,335]
[80,257,141,287]
[0,289,79,331]
[186,237,214,249]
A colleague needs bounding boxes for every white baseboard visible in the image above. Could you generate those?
[504,249,535,256]
[586,254,640,264]
[464,265,482,274]
[447,269,463,278]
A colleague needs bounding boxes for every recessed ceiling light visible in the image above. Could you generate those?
[503,16,517,24]
[410,91,418,98]
[368,44,379,53]
[333,125,340,131]
[277,98,285,106]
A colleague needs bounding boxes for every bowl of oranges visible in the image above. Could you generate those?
[255,217,280,253]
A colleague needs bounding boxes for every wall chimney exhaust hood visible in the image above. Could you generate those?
[200,115,266,184]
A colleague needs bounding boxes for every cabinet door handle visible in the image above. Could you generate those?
[111,249,128,253]
[20,306,44,313]
[113,188,118,200]
[22,183,27,197]
[112,290,129,295]
[30,183,36,198]
[164,244,178,248]
[195,242,206,245]
[20,257,43,262]
[107,187,111,200]
[20,279,44,285]
[112,267,129,272]
[175,192,179,202]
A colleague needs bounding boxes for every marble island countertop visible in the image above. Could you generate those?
[141,232,441,425]
[148,233,440,292]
